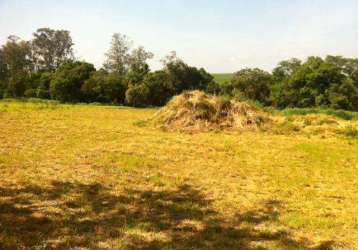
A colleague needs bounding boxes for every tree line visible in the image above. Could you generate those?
[226,56,358,111]
[0,28,357,111]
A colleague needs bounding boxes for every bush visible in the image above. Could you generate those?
[205,81,221,95]
[36,88,50,99]
[143,71,175,106]
[22,71,53,99]
[125,84,150,107]
[81,70,126,104]
[50,61,95,102]
[229,68,272,105]
[7,77,26,97]
[24,88,37,98]
[328,79,358,111]
[163,54,214,93]
[0,81,5,99]
[37,72,53,95]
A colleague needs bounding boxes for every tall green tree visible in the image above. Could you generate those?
[270,56,358,110]
[103,33,132,76]
[272,58,301,82]
[162,51,214,93]
[270,58,302,107]
[285,57,344,107]
[326,56,358,86]
[1,36,33,97]
[0,48,8,97]
[32,28,74,71]
[126,46,153,85]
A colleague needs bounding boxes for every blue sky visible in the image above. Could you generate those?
[1,0,357,72]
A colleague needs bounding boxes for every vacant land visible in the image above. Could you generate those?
[0,100,358,250]
[212,73,234,85]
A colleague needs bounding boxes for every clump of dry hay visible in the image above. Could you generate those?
[271,114,358,136]
[151,91,270,131]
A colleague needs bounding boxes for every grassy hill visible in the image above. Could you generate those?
[1,99,358,249]
[212,73,234,85]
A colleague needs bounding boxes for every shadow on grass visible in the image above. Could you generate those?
[0,181,334,250]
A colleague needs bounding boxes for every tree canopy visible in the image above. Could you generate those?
[0,28,357,111]
[32,28,74,71]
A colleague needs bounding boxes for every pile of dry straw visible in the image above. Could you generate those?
[151,91,270,131]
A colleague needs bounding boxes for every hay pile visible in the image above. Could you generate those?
[151,91,270,131]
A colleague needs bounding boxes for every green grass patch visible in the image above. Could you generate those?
[211,73,234,85]
[279,107,358,120]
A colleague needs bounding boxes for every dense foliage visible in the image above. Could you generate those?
[0,28,357,110]
[270,56,358,110]
[226,68,273,105]
[0,30,216,106]
[225,56,358,111]
[81,70,126,104]
[50,61,95,102]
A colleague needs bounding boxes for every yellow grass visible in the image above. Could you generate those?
[0,100,358,249]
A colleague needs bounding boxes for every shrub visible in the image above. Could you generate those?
[50,61,95,102]
[205,81,221,95]
[163,53,214,93]
[125,84,150,107]
[143,71,175,106]
[36,88,50,99]
[37,72,53,96]
[81,70,126,104]
[7,77,26,97]
[229,68,272,105]
[24,88,37,98]
[0,81,5,99]
[328,79,358,111]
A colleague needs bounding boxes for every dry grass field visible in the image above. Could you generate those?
[0,100,358,249]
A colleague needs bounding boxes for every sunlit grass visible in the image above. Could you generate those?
[277,107,358,121]
[0,100,357,249]
[211,73,234,85]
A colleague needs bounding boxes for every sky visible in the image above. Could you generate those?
[0,0,358,72]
